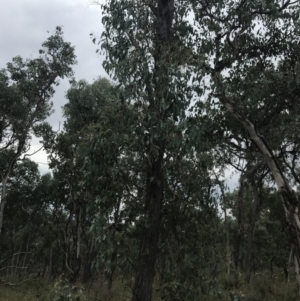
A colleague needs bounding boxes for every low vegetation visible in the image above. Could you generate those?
[1,271,299,301]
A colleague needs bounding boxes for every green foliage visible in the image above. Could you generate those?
[0,26,76,235]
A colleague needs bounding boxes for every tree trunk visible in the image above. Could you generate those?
[72,202,82,283]
[215,172,231,275]
[22,234,31,276]
[245,180,260,283]
[0,158,18,235]
[82,236,96,283]
[224,206,231,275]
[285,246,293,282]
[0,177,8,235]
[235,173,245,271]
[131,1,174,300]
[0,198,6,235]
[132,152,165,301]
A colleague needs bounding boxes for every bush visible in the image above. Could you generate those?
[52,275,86,301]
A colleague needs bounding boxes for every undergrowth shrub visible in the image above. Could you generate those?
[52,275,86,301]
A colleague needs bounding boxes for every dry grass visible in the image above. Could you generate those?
[0,271,299,301]
[0,277,133,301]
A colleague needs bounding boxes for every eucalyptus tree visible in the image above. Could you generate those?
[42,78,113,282]
[0,27,76,234]
[188,0,300,288]
[42,77,140,282]
[98,0,196,299]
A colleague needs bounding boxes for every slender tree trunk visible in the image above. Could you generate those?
[215,172,231,275]
[83,237,96,283]
[245,180,260,283]
[0,199,6,235]
[49,245,53,278]
[107,198,122,290]
[235,173,245,270]
[295,254,300,291]
[107,250,117,290]
[224,207,231,275]
[132,1,174,300]
[10,252,15,278]
[0,177,8,235]
[22,234,31,276]
[14,251,21,277]
[0,160,17,235]
[72,202,82,283]
[285,246,294,282]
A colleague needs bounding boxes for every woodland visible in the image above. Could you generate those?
[1,0,300,300]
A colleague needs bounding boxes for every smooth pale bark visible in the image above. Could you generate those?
[65,197,85,283]
[219,96,300,290]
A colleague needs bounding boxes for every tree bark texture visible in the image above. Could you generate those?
[132,148,165,301]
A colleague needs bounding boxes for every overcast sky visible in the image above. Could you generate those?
[0,0,108,174]
[0,0,240,190]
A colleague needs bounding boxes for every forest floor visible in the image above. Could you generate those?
[0,271,299,301]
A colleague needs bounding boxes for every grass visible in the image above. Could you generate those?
[0,277,132,301]
[0,278,50,301]
[217,269,299,301]
[0,271,299,301]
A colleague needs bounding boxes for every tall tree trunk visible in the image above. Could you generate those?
[132,151,165,301]
[131,1,174,300]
